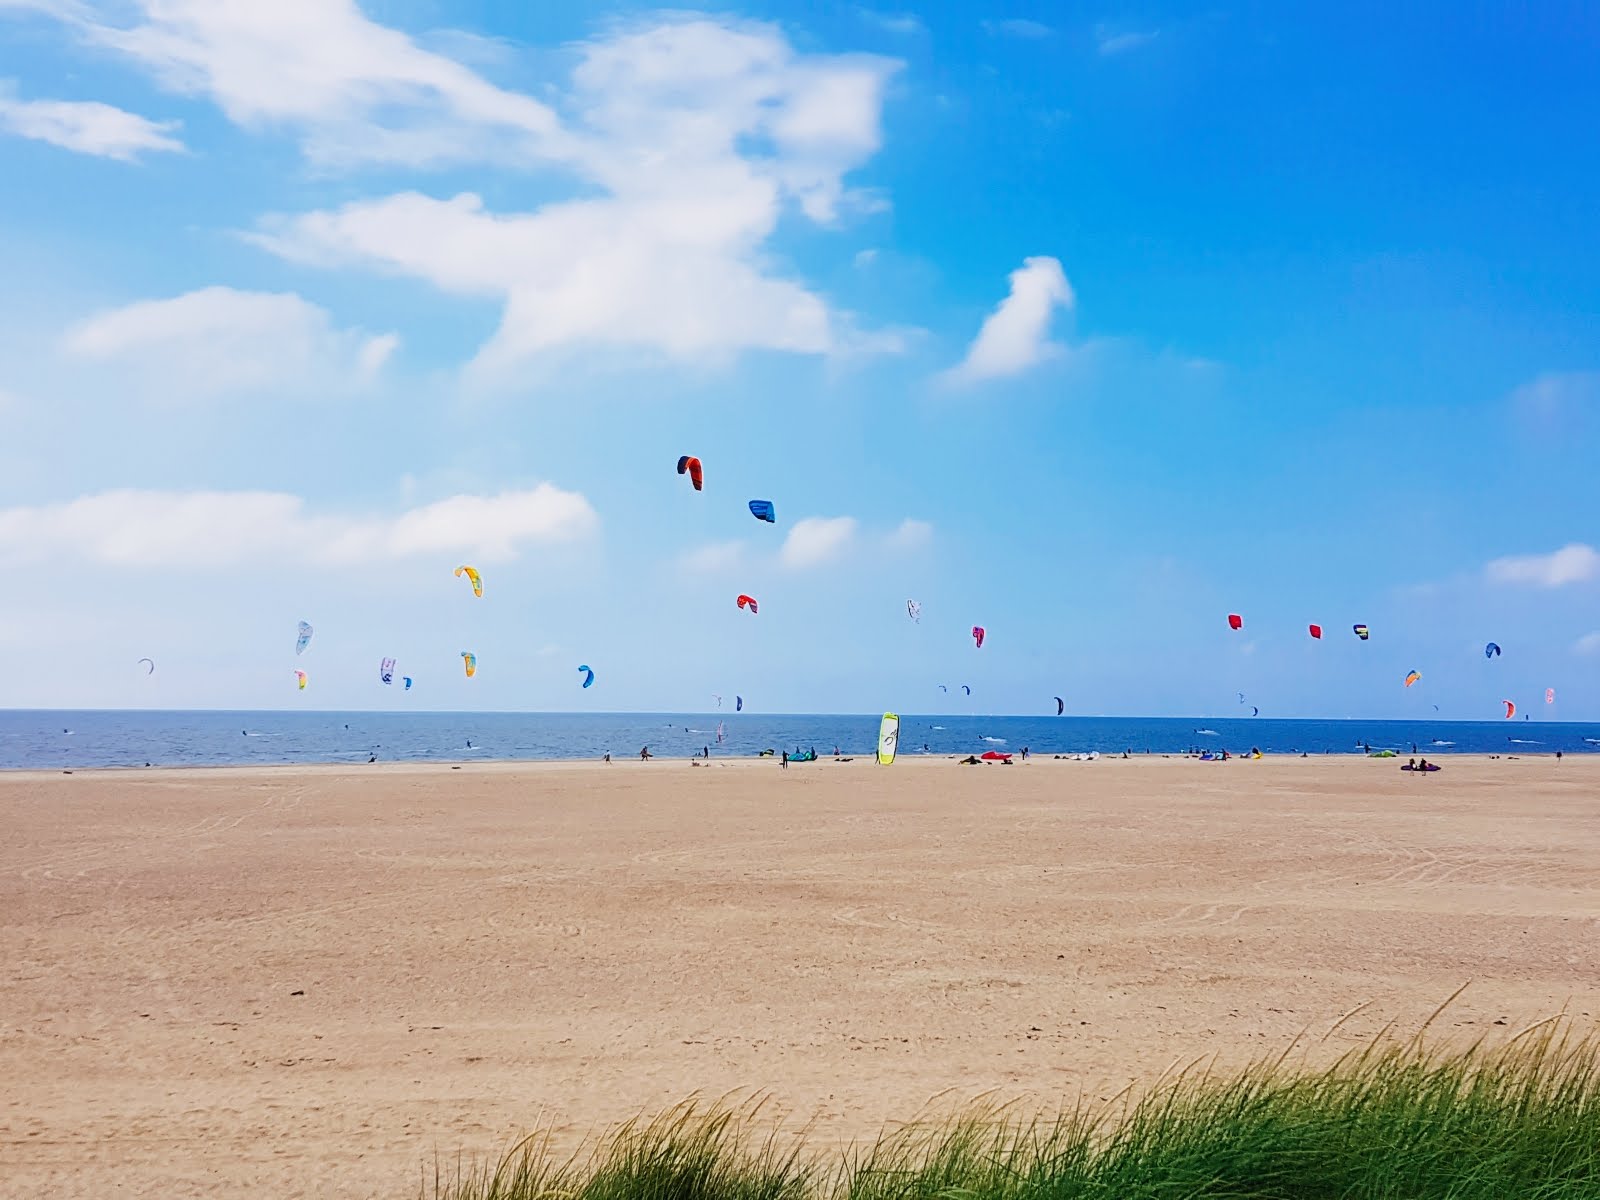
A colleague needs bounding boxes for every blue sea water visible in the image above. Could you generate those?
[3,711,1598,771]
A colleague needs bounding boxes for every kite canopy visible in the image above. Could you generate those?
[295,621,313,654]
[403,676,413,691]
[972,625,986,648]
[1308,624,1323,639]
[677,455,704,491]
[961,684,971,696]
[1547,688,1556,704]
[1485,642,1502,659]
[293,669,307,691]
[748,499,774,523]
[138,657,154,674]
[877,713,900,766]
[578,664,594,689]
[1504,699,1516,719]
[1054,696,1064,716]
[380,657,396,684]
[736,695,744,712]
[1352,624,1370,640]
[906,599,921,623]
[736,594,758,613]
[1228,613,1243,631]
[1404,670,1421,688]
[455,565,483,598]
[460,651,477,678]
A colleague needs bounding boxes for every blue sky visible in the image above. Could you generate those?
[1,1,1597,717]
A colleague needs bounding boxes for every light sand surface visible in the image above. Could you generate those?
[4,755,1598,1197]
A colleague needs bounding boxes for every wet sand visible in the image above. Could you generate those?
[3,755,1597,1197]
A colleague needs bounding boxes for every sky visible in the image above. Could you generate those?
[1,1,1597,718]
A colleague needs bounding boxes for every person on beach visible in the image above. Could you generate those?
[639,746,651,761]
[781,751,789,769]
[604,753,611,763]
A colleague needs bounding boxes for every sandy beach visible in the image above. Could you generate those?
[3,754,1597,1197]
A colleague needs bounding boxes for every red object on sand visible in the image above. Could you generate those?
[980,751,1012,761]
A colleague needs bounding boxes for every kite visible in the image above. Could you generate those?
[380,657,396,685]
[1353,625,1370,640]
[1228,613,1243,631]
[748,500,775,523]
[138,658,154,674]
[1252,706,1260,717]
[1504,699,1516,719]
[293,669,307,691]
[972,625,986,649]
[961,684,971,696]
[736,696,744,712]
[1546,688,1555,705]
[295,621,313,654]
[713,694,722,708]
[460,651,477,678]
[677,455,704,491]
[1485,642,1502,659]
[877,712,900,766]
[578,664,594,689]
[938,684,948,693]
[737,594,758,614]
[1054,696,1064,715]
[403,677,413,691]
[1309,624,1323,639]
[455,566,483,598]
[906,599,921,623]
[1405,670,1421,688]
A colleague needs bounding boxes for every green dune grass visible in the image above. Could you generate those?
[424,1018,1600,1200]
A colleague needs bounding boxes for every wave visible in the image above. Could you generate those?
[1507,739,1542,745]
[1195,729,1218,736]
[981,736,1006,744]
[1430,740,1455,746]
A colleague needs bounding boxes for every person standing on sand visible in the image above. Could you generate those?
[639,745,651,761]
[781,751,789,769]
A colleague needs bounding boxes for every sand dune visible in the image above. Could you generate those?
[3,755,1597,1197]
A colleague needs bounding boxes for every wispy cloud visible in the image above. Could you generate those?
[1096,26,1159,56]
[941,256,1074,386]
[781,516,858,568]
[681,540,745,573]
[885,518,932,550]
[1485,543,1600,588]
[1575,632,1600,656]
[0,81,182,160]
[982,18,1053,38]
[858,8,924,35]
[62,287,397,401]
[0,486,599,568]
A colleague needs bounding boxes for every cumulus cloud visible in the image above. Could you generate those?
[885,518,932,550]
[236,17,900,373]
[62,287,398,400]
[0,485,597,568]
[0,82,183,159]
[1485,543,1600,588]
[942,256,1074,386]
[781,516,857,568]
[1096,27,1159,55]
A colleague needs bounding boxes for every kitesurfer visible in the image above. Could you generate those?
[640,746,652,761]
[781,751,789,769]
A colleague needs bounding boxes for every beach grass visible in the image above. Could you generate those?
[425,1017,1600,1200]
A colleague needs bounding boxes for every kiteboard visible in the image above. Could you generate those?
[877,713,899,765]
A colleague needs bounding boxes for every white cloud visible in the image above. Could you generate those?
[885,518,932,550]
[682,540,745,573]
[239,16,902,373]
[1097,27,1159,56]
[1511,370,1600,422]
[62,287,398,400]
[51,0,569,169]
[982,18,1053,38]
[859,10,925,35]
[942,255,1074,385]
[0,485,598,568]
[1485,544,1600,588]
[781,516,857,568]
[0,81,182,159]
[1575,632,1600,656]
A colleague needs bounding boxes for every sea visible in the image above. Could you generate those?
[3,711,1599,771]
